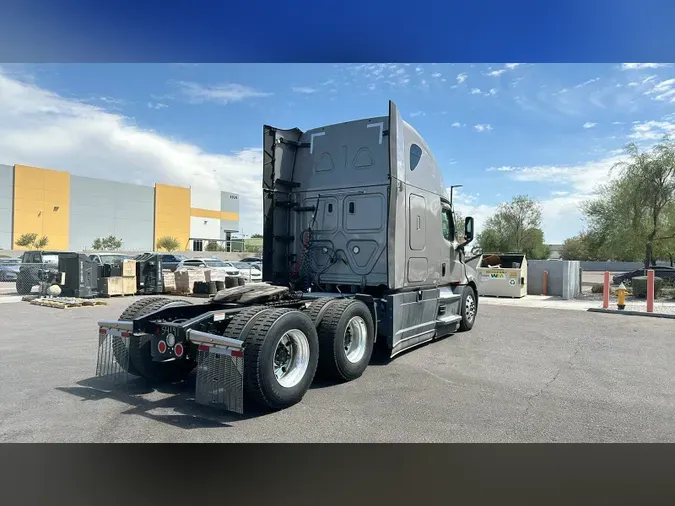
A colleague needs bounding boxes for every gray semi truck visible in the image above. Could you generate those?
[96,101,479,414]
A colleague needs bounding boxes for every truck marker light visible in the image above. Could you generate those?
[174,343,184,358]
[158,340,167,354]
[231,350,243,358]
[198,344,210,352]
[120,331,130,338]
[99,328,107,334]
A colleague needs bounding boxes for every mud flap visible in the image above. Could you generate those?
[95,327,131,386]
[195,345,244,414]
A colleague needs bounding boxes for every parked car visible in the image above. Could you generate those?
[88,253,133,265]
[240,256,262,263]
[176,258,241,278]
[225,261,262,283]
[134,253,186,272]
[613,266,675,285]
[0,258,21,281]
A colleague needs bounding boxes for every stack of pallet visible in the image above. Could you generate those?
[162,269,177,293]
[204,269,226,282]
[175,268,206,294]
[99,259,137,297]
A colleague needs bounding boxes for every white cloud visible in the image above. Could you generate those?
[474,124,493,132]
[0,68,266,234]
[451,122,463,128]
[470,88,482,95]
[431,72,442,78]
[291,86,317,94]
[575,77,600,88]
[486,88,498,96]
[583,122,597,129]
[147,102,168,110]
[456,73,468,84]
[175,81,273,104]
[644,78,675,102]
[621,63,670,70]
[484,153,630,242]
[410,111,426,118]
[629,119,675,140]
[449,189,496,236]
[486,63,521,77]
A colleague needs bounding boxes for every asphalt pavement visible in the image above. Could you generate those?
[1,296,674,442]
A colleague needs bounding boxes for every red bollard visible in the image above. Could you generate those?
[542,271,548,296]
[602,271,610,309]
[647,269,655,313]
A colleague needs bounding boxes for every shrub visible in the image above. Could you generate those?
[631,276,664,298]
[591,283,604,294]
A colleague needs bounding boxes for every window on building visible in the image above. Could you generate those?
[192,240,204,252]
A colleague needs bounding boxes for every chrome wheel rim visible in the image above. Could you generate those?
[465,293,476,322]
[273,329,310,388]
[344,316,368,364]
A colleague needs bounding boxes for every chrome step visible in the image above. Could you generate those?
[436,314,462,325]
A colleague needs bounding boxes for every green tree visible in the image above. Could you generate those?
[156,236,181,252]
[250,233,263,239]
[560,233,596,261]
[476,195,550,259]
[205,241,226,252]
[582,138,675,267]
[91,235,123,251]
[15,233,49,250]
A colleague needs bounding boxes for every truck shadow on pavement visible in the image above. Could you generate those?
[56,375,268,429]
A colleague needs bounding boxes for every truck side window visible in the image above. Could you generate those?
[442,210,451,241]
[410,144,422,171]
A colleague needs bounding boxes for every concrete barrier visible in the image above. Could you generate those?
[528,260,581,300]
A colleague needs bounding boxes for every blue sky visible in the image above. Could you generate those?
[1,63,675,242]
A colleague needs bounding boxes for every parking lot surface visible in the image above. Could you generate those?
[1,296,674,442]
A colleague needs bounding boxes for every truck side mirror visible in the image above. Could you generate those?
[464,216,474,243]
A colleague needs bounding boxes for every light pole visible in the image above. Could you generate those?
[450,185,463,207]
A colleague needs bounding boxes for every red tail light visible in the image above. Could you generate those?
[158,340,167,354]
[174,343,184,358]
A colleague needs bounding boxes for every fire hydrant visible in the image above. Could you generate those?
[616,282,627,310]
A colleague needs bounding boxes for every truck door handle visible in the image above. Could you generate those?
[442,263,446,276]
[416,215,421,230]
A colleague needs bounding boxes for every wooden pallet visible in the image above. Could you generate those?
[29,297,108,309]
[98,293,136,298]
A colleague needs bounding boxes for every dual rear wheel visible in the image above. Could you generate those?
[230,299,375,411]
[113,296,376,411]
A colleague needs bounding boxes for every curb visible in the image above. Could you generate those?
[587,308,675,319]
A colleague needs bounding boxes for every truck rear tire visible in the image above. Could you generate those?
[459,285,477,331]
[316,299,375,382]
[113,297,173,376]
[127,298,198,383]
[304,297,337,325]
[242,308,319,411]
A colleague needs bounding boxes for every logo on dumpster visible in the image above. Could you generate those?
[484,269,505,279]
[509,279,516,286]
